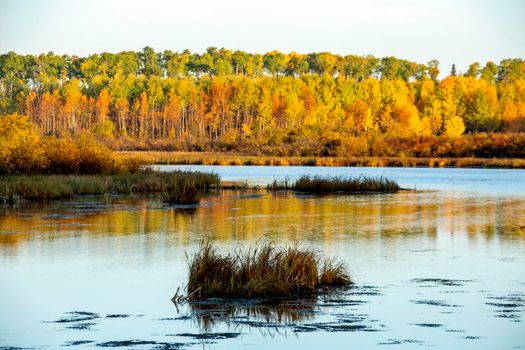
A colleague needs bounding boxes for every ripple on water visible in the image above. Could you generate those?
[377,339,425,346]
[173,332,241,340]
[63,340,95,346]
[46,311,100,324]
[105,314,131,319]
[411,278,476,287]
[95,340,185,349]
[411,299,462,307]
[411,323,443,328]
[485,293,525,321]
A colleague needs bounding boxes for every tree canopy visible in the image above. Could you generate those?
[1,48,524,157]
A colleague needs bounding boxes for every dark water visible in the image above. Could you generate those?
[1,166,524,349]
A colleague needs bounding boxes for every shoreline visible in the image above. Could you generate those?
[119,151,525,169]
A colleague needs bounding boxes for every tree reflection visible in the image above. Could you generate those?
[0,190,524,247]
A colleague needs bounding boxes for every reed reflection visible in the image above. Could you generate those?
[186,298,317,333]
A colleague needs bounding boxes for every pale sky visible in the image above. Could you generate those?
[1,0,524,75]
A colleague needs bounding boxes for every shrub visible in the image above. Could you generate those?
[0,114,46,174]
[42,137,81,174]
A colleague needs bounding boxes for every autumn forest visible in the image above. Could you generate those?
[1,47,525,158]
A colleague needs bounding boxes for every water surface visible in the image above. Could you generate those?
[1,167,524,349]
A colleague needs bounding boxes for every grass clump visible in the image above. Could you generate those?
[269,175,400,193]
[0,170,220,203]
[187,239,352,299]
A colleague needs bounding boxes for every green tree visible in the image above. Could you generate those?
[139,46,162,76]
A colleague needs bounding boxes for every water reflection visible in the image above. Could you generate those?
[187,298,317,333]
[1,186,524,349]
[0,190,524,248]
[178,284,386,338]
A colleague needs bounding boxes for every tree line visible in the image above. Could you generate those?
[0,48,524,157]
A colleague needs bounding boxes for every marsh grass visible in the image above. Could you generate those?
[268,175,400,193]
[0,170,220,203]
[187,240,352,299]
[119,151,525,169]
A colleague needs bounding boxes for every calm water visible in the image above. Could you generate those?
[1,166,524,349]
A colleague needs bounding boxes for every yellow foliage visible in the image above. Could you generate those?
[43,137,81,173]
[0,114,45,174]
[444,115,466,138]
[346,99,373,133]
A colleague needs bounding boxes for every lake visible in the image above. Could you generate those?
[1,166,524,349]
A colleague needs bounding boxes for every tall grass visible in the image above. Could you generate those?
[268,175,400,193]
[119,151,525,169]
[0,170,220,203]
[187,240,352,299]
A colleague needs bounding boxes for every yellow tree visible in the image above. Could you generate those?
[300,85,317,125]
[114,97,129,135]
[163,89,180,137]
[444,115,466,138]
[139,92,148,140]
[62,78,83,131]
[95,88,110,124]
[345,99,373,134]
[94,88,114,137]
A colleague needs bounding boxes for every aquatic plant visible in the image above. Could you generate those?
[186,239,352,299]
[268,175,400,193]
[0,170,220,203]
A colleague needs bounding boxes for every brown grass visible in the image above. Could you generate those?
[119,151,525,169]
[0,170,220,203]
[268,175,401,193]
[187,239,352,299]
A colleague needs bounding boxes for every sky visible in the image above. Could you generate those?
[0,0,524,75]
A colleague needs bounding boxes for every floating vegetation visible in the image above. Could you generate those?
[185,239,352,299]
[268,175,400,194]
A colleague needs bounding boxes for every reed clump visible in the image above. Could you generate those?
[268,175,400,193]
[187,240,352,299]
[0,170,219,203]
[119,151,525,169]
